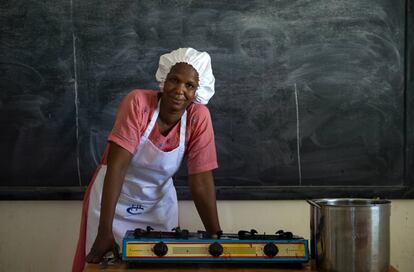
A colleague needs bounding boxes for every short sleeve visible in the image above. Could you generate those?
[186,105,218,175]
[107,91,143,154]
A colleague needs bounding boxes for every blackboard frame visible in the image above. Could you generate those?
[0,183,410,200]
[0,0,413,200]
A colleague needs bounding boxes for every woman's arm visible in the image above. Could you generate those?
[188,170,221,234]
[86,143,132,263]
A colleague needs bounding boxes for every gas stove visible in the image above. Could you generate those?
[122,226,309,263]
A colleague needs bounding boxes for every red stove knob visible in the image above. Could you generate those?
[264,242,279,257]
[153,242,168,257]
[208,242,223,257]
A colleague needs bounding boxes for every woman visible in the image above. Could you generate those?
[72,48,221,271]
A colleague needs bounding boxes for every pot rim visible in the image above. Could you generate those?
[309,198,391,207]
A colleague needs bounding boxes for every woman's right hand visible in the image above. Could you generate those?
[86,231,120,263]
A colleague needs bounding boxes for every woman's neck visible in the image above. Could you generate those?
[158,110,182,126]
[157,99,185,135]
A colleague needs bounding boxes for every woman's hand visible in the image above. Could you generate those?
[86,231,120,263]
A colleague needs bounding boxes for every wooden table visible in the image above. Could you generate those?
[84,262,398,272]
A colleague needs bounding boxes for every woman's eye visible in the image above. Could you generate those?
[168,78,178,83]
[186,84,195,89]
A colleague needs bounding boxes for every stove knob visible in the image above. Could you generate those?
[153,242,168,257]
[264,242,278,257]
[208,242,223,257]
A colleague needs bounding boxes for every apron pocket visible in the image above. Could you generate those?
[114,188,178,231]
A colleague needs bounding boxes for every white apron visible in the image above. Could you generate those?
[86,101,187,253]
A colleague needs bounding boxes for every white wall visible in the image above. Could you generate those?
[0,200,413,272]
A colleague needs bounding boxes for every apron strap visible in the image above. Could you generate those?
[141,100,161,142]
[178,110,187,151]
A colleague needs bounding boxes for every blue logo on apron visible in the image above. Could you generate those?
[126,204,144,215]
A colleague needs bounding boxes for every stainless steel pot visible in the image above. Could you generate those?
[308,198,391,272]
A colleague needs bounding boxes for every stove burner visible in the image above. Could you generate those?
[238,229,293,240]
[134,226,190,239]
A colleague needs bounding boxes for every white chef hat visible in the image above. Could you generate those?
[155,48,215,104]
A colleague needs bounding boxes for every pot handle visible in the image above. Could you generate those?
[306,199,322,208]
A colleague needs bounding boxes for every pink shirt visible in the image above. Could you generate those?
[107,89,218,175]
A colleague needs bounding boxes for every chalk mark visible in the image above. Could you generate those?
[294,83,302,185]
[71,0,82,186]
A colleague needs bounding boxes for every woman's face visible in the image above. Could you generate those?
[162,62,199,111]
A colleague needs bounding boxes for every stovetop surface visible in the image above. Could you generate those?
[130,226,302,241]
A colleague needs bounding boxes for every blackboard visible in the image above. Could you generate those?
[0,0,413,200]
